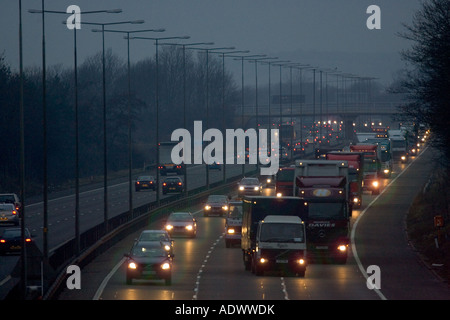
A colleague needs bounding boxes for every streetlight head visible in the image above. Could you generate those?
[131,20,145,24]
[107,9,123,13]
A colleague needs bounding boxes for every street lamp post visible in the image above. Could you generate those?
[28,5,123,257]
[93,28,165,221]
[130,35,191,205]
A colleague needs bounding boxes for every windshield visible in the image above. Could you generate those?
[380,150,391,162]
[276,169,294,182]
[168,213,192,221]
[391,140,406,148]
[308,202,346,219]
[139,232,169,241]
[132,246,167,257]
[228,205,243,218]
[208,195,227,203]
[259,223,304,242]
[241,178,259,185]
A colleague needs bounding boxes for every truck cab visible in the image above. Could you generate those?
[253,215,307,276]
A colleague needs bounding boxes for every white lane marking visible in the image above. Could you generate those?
[351,147,428,301]
[280,277,289,300]
[0,275,11,287]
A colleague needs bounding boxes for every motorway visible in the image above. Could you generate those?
[55,146,450,300]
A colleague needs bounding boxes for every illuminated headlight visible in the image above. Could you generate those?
[259,258,267,264]
[222,205,228,210]
[161,263,171,270]
[353,197,359,204]
[239,186,244,191]
[266,179,271,183]
[204,205,211,210]
[411,149,416,153]
[227,228,235,234]
[254,186,259,191]
[164,245,171,251]
[165,224,173,231]
[372,181,379,188]
[185,224,193,231]
[276,192,282,197]
[401,156,406,161]
[297,259,305,265]
[338,245,347,252]
[383,169,389,174]
[128,262,137,269]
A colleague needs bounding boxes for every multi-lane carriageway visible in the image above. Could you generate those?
[55,146,450,301]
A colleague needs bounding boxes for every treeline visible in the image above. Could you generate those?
[0,47,239,195]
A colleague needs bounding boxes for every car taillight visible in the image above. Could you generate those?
[0,239,5,243]
[12,210,17,215]
[163,183,167,186]
[136,181,140,185]
[25,238,32,242]
[178,182,182,186]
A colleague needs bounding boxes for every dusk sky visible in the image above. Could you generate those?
[1,0,422,86]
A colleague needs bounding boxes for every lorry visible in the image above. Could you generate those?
[241,196,308,271]
[388,130,408,163]
[326,151,364,209]
[364,138,393,178]
[294,160,350,264]
[350,144,382,195]
[158,141,185,176]
[253,215,307,276]
[275,166,295,197]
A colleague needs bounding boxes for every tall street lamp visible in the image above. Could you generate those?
[93,27,165,221]
[130,35,191,205]
[28,5,122,257]
[84,19,144,233]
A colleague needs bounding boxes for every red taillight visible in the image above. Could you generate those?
[25,238,31,242]
[0,239,5,243]
[178,182,182,186]
[150,181,153,184]
[163,183,167,186]
[136,181,140,185]
[12,210,17,215]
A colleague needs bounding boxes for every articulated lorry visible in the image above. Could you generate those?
[241,196,308,272]
[294,160,350,264]
[253,215,307,276]
[326,151,364,209]
[158,141,185,176]
[388,130,408,163]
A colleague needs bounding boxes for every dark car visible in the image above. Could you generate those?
[162,177,184,194]
[0,193,22,214]
[0,227,33,255]
[237,177,262,197]
[203,194,229,217]
[164,212,197,238]
[0,203,20,226]
[124,241,173,285]
[136,229,174,256]
[135,175,156,191]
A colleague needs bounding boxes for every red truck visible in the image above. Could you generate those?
[349,144,381,195]
[326,152,364,209]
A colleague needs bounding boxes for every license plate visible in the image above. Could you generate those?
[169,188,175,190]
[142,184,148,187]
[276,259,288,263]
[316,246,328,250]
[10,245,21,250]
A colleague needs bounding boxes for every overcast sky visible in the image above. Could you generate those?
[1,0,422,86]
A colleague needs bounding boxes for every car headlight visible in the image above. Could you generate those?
[297,259,305,265]
[204,205,211,210]
[401,156,406,160]
[185,224,193,231]
[128,262,137,269]
[222,205,228,210]
[353,197,359,203]
[259,258,267,264]
[239,186,244,191]
[161,262,171,270]
[383,169,389,174]
[227,228,235,234]
[165,224,173,231]
[276,192,282,197]
[372,181,379,187]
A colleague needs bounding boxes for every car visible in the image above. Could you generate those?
[237,177,262,197]
[136,230,174,256]
[135,175,156,191]
[164,212,197,238]
[0,203,20,226]
[162,177,184,194]
[0,193,22,214]
[203,194,229,217]
[259,174,276,188]
[124,241,173,285]
[0,227,33,255]
[224,201,243,248]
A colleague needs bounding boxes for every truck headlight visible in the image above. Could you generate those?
[222,205,228,210]
[128,262,137,269]
[161,262,171,270]
[338,245,347,252]
[164,245,171,251]
[383,169,389,174]
[401,155,406,161]
[353,197,359,203]
[298,259,305,265]
[239,186,244,191]
[276,192,282,197]
[372,181,379,188]
[266,179,271,183]
[259,258,267,264]
[254,186,259,191]
[227,228,235,234]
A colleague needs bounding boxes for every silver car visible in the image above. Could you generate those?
[164,212,197,238]
[136,229,174,256]
[0,203,19,226]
